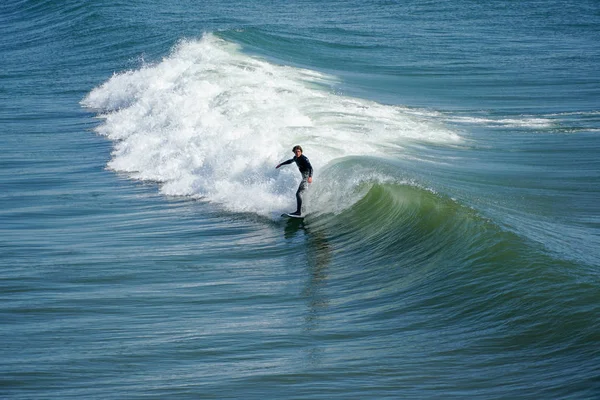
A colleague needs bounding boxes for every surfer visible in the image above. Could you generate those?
[276,145,313,216]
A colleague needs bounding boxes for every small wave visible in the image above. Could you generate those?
[446,115,556,129]
[442,109,600,133]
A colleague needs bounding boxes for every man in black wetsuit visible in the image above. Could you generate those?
[276,145,313,216]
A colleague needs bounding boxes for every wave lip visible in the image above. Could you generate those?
[82,34,460,217]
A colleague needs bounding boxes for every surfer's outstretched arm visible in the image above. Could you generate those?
[276,159,294,169]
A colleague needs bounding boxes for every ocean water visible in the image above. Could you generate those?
[2,0,600,398]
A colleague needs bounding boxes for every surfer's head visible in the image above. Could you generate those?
[292,145,303,156]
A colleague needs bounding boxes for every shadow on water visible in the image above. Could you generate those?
[283,217,306,239]
[282,217,332,365]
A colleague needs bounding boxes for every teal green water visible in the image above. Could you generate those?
[1,0,599,398]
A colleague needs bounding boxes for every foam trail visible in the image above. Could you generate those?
[445,115,556,129]
[82,34,460,217]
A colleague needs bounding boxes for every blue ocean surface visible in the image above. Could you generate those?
[1,0,600,398]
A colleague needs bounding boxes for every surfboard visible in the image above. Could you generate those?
[282,213,304,219]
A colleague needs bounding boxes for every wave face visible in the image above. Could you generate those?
[82,34,459,217]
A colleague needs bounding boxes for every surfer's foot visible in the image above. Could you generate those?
[290,211,301,216]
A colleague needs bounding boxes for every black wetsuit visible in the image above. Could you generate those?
[280,155,313,214]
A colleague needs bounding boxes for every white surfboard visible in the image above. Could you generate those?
[282,213,304,219]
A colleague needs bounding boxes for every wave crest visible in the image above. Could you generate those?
[82,34,460,217]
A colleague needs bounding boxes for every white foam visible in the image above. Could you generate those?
[445,115,555,129]
[82,34,460,217]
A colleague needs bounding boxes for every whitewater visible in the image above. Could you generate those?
[83,34,460,217]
